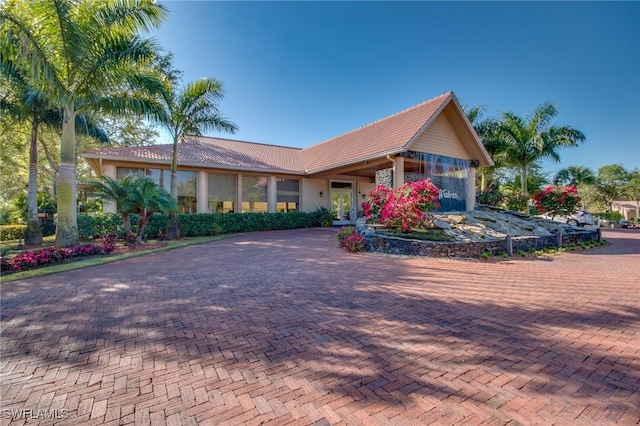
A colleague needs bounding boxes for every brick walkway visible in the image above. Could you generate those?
[1,228,639,425]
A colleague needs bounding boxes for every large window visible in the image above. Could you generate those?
[116,167,197,214]
[277,179,299,212]
[116,167,144,180]
[208,174,237,213]
[242,176,268,213]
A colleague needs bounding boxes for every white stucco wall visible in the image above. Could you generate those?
[301,179,330,213]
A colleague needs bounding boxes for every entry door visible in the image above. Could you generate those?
[331,185,354,225]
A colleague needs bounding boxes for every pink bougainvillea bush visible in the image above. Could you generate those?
[361,185,392,223]
[363,179,440,232]
[533,185,581,217]
[1,237,116,273]
[341,232,366,252]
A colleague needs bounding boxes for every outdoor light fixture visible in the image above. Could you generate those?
[319,191,324,198]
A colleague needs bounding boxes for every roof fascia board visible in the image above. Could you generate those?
[448,94,495,166]
[82,154,305,175]
[303,148,403,175]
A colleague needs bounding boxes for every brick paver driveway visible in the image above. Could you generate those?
[1,228,639,425]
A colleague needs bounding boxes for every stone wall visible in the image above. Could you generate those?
[356,218,600,258]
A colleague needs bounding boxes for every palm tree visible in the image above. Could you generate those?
[496,102,585,195]
[159,78,238,239]
[1,0,167,247]
[1,64,109,245]
[553,166,596,187]
[464,106,505,192]
[90,175,140,234]
[130,177,176,243]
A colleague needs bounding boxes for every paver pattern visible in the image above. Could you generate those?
[1,228,639,425]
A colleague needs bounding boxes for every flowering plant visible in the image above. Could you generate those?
[361,185,392,223]
[364,179,440,232]
[533,185,581,217]
[1,239,116,273]
[341,232,366,252]
[337,226,356,247]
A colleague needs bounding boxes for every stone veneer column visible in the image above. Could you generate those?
[394,156,405,188]
[102,164,117,213]
[197,171,208,213]
[466,167,477,211]
[267,176,277,213]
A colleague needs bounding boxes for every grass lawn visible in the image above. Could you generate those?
[0,234,236,284]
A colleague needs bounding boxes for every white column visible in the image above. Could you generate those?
[103,164,117,213]
[236,173,243,213]
[197,171,208,213]
[267,176,277,213]
[394,157,405,188]
[466,167,477,211]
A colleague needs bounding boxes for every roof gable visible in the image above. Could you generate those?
[298,92,453,173]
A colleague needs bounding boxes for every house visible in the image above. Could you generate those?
[83,91,493,225]
[611,200,639,221]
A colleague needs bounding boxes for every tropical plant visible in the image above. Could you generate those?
[364,179,440,232]
[495,102,585,195]
[1,0,168,247]
[337,226,356,247]
[90,175,141,234]
[129,177,176,243]
[341,232,366,253]
[553,166,596,187]
[533,185,581,218]
[464,105,505,191]
[1,63,108,245]
[158,70,237,239]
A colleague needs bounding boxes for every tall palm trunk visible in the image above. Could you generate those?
[520,165,528,195]
[55,105,79,248]
[166,135,180,239]
[25,116,43,245]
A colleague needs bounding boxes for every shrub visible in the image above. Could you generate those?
[77,213,125,239]
[478,187,503,206]
[77,210,329,240]
[503,192,530,212]
[124,232,138,247]
[337,226,356,246]
[342,232,366,252]
[1,242,116,273]
[533,185,581,217]
[363,179,440,232]
[0,225,27,241]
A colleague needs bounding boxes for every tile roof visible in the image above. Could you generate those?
[84,92,487,175]
[298,92,452,173]
[84,136,305,174]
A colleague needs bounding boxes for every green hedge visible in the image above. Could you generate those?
[77,213,126,239]
[0,225,28,241]
[77,209,333,240]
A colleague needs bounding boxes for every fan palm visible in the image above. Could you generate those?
[0,0,167,247]
[553,166,596,187]
[159,78,237,239]
[496,102,585,195]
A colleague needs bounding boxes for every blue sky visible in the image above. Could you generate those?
[152,1,640,177]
